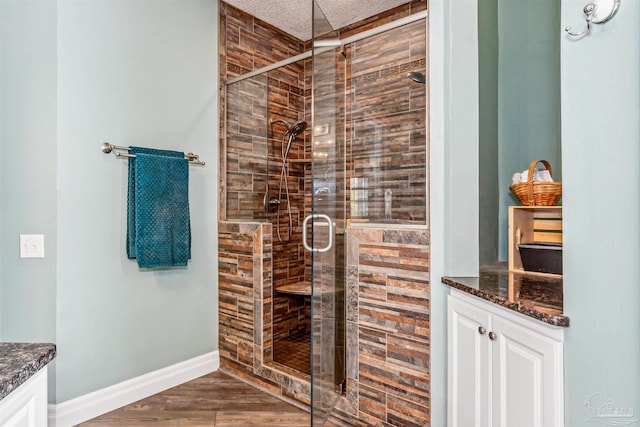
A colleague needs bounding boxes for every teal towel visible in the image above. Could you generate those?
[127,148,191,268]
[127,146,185,259]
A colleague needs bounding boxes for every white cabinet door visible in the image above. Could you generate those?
[448,290,564,427]
[491,315,564,427]
[0,367,48,427]
[448,295,492,427]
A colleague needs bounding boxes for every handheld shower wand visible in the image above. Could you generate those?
[268,119,308,244]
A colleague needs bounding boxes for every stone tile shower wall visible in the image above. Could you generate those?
[346,19,427,224]
[339,227,430,426]
[220,1,310,347]
[221,2,308,223]
[218,221,312,403]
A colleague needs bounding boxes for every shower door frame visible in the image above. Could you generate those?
[309,18,345,423]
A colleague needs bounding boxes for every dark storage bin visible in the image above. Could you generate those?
[517,242,562,275]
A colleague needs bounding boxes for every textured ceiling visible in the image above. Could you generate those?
[224,0,413,41]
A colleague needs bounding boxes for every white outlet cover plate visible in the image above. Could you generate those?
[20,234,45,258]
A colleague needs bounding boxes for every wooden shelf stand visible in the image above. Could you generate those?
[508,206,563,278]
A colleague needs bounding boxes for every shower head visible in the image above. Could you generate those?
[282,121,307,160]
[407,71,426,84]
[270,119,307,138]
[288,121,307,137]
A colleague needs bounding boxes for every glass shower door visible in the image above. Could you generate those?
[309,1,345,425]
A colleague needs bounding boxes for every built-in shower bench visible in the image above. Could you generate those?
[276,282,311,296]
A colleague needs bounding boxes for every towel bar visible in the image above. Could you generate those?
[101,142,205,165]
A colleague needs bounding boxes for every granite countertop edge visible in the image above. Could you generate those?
[442,277,570,327]
[0,343,57,401]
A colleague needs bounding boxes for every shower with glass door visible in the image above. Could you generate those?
[223,45,346,423]
[221,1,428,424]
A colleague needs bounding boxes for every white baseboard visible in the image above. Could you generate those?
[48,350,219,427]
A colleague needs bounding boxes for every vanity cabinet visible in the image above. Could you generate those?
[448,290,564,427]
[0,367,48,427]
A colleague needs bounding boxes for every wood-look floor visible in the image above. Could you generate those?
[79,370,316,426]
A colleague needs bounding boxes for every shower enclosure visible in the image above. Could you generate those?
[223,37,345,427]
[220,1,427,424]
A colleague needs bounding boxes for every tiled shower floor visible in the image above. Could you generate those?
[273,332,311,375]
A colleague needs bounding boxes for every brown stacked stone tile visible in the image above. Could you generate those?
[334,227,430,426]
[221,1,311,358]
[218,220,312,403]
[347,18,427,224]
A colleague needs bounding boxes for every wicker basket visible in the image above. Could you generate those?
[509,160,562,206]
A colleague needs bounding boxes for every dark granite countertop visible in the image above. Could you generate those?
[442,263,569,327]
[0,342,57,401]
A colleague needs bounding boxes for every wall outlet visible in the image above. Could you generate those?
[20,234,45,258]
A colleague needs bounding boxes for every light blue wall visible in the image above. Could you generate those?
[496,0,561,261]
[428,1,479,425]
[0,2,2,336]
[477,0,563,264]
[444,0,479,277]
[427,1,446,424]
[55,0,219,402]
[0,0,58,340]
[478,0,499,266]
[1,0,219,404]
[0,0,59,399]
[561,0,640,424]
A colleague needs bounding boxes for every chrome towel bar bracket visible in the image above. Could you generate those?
[565,0,621,39]
[101,142,205,165]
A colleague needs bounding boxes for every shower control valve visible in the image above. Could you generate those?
[263,194,281,214]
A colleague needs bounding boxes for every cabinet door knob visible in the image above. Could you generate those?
[489,331,497,341]
[478,326,486,335]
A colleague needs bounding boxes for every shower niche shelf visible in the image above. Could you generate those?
[276,282,312,296]
[288,158,312,165]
